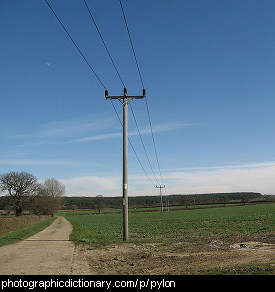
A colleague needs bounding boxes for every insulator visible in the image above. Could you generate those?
[143,88,146,97]
[124,87,127,96]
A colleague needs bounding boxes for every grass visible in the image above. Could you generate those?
[0,217,57,247]
[55,203,243,216]
[64,203,275,245]
[0,215,53,234]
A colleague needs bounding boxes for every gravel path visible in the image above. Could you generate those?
[0,216,90,275]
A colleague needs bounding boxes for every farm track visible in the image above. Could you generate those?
[0,216,90,275]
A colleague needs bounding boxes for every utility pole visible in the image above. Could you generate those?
[156,185,165,213]
[105,87,145,241]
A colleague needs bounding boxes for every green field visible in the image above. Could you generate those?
[57,203,230,216]
[64,203,275,245]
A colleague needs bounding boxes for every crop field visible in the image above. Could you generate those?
[64,203,275,245]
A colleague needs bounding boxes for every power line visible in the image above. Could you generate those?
[112,97,160,187]
[129,104,160,185]
[44,0,107,90]
[145,99,164,185]
[83,0,159,186]
[83,0,126,88]
[119,0,165,186]
[119,0,144,89]
[110,99,156,187]
[45,0,160,188]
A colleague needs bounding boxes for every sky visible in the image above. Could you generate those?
[0,0,275,197]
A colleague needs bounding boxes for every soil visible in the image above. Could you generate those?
[83,240,275,275]
[0,216,274,275]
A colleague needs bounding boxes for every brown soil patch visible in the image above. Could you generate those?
[82,240,275,275]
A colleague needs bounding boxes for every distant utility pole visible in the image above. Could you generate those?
[156,185,165,213]
[105,87,145,241]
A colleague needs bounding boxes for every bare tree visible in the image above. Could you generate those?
[95,195,104,214]
[221,196,230,206]
[0,171,38,216]
[44,178,66,214]
[30,178,66,215]
[44,178,66,198]
[241,193,252,205]
[182,197,192,209]
[29,184,54,215]
[70,205,78,211]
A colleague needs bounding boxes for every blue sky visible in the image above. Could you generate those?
[1,0,275,196]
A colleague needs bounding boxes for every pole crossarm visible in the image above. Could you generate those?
[105,88,146,102]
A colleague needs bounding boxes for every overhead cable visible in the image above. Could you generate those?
[110,100,156,186]
[44,0,107,90]
[119,0,165,185]
[84,0,159,186]
[119,0,144,89]
[129,104,160,185]
[83,0,126,88]
[45,0,160,187]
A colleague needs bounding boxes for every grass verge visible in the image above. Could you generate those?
[0,217,57,247]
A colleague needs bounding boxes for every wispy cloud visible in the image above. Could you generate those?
[0,159,86,167]
[66,132,122,144]
[10,114,196,147]
[66,122,196,144]
[163,162,275,172]
[12,115,116,140]
[60,176,120,196]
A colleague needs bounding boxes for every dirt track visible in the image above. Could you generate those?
[0,216,90,275]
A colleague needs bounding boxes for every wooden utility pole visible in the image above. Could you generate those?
[105,88,145,241]
[156,185,165,213]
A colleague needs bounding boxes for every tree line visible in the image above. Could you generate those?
[0,171,66,216]
[59,192,271,210]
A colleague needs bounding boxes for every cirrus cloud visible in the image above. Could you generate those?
[60,175,120,197]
